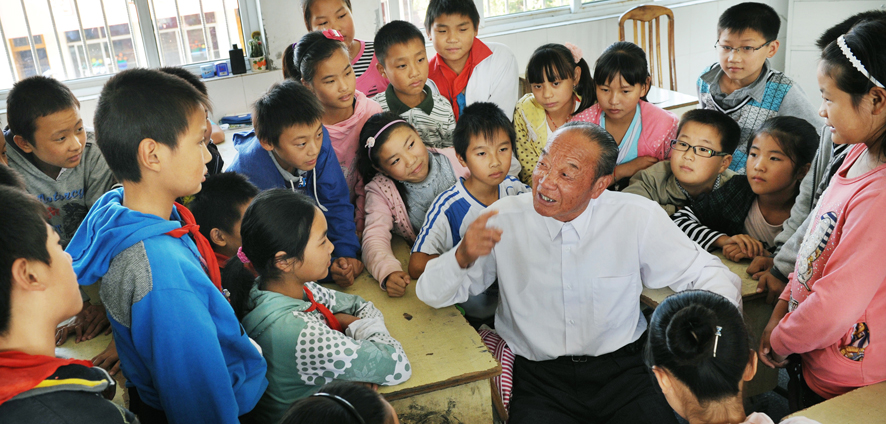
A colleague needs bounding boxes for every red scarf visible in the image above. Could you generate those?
[215,252,231,269]
[428,38,492,120]
[303,287,343,333]
[164,202,223,294]
[0,351,94,405]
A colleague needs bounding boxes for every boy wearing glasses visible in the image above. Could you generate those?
[625,109,740,215]
[697,2,822,173]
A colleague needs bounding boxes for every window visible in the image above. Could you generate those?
[0,0,251,91]
[382,0,613,31]
[483,0,569,17]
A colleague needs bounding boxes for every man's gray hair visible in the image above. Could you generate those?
[554,121,619,179]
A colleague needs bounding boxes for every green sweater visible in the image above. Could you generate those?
[623,161,735,216]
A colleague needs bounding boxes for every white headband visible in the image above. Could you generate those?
[837,35,884,88]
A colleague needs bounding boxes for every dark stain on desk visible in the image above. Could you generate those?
[403,312,413,321]
[399,400,463,424]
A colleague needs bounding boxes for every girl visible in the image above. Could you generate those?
[289,30,383,233]
[514,42,596,184]
[279,382,400,424]
[671,116,817,262]
[222,189,411,423]
[359,113,468,297]
[572,41,679,185]
[284,0,387,97]
[760,20,886,408]
[647,290,819,424]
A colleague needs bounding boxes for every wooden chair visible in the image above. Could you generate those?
[618,5,677,91]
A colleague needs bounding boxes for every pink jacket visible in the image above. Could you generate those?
[354,39,387,98]
[362,148,469,287]
[325,90,382,234]
[571,101,678,160]
[771,144,886,399]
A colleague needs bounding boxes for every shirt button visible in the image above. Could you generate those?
[565,247,571,251]
[570,320,575,325]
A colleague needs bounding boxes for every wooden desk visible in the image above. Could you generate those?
[786,381,886,422]
[640,252,763,307]
[646,86,699,112]
[322,237,501,423]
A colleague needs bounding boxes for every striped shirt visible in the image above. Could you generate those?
[353,41,375,79]
[374,80,456,148]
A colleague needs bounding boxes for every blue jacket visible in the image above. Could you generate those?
[228,128,360,260]
[66,188,268,424]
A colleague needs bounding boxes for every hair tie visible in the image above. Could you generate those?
[322,29,345,42]
[311,392,366,424]
[237,246,251,264]
[712,326,723,358]
[564,42,583,63]
[366,120,406,155]
[837,35,884,88]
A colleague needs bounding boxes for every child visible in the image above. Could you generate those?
[223,189,411,423]
[0,133,7,165]
[0,186,137,424]
[514,43,595,185]
[189,172,260,267]
[671,117,817,261]
[424,0,519,120]
[289,0,387,97]
[760,19,886,406]
[697,2,823,173]
[65,69,268,423]
[646,290,819,424]
[289,30,383,231]
[359,112,469,297]
[373,20,456,149]
[159,66,225,175]
[572,41,679,185]
[228,80,364,288]
[4,76,116,247]
[280,382,400,424]
[624,109,741,215]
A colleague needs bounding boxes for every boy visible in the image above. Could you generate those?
[65,69,268,423]
[425,0,519,121]
[0,186,136,424]
[697,2,823,173]
[624,109,740,215]
[189,172,259,267]
[229,80,363,288]
[0,132,7,165]
[373,20,456,149]
[408,102,529,321]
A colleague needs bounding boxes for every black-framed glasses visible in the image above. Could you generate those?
[714,40,774,55]
[670,140,729,158]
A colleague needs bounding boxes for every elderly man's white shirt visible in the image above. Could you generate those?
[417,191,742,361]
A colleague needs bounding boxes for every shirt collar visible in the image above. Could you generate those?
[541,197,596,241]
[267,150,305,182]
[701,59,773,103]
[384,83,435,116]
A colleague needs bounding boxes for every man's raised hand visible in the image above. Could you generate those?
[455,210,502,268]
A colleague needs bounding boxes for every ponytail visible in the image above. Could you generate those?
[221,257,257,321]
[282,43,296,80]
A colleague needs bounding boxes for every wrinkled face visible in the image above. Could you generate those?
[817,62,881,146]
[380,39,429,99]
[261,121,324,174]
[670,122,731,188]
[530,68,579,115]
[307,0,356,47]
[595,74,648,122]
[45,224,82,322]
[306,48,355,111]
[18,107,86,169]
[532,129,601,222]
[292,208,335,283]
[716,28,777,85]
[374,125,430,184]
[746,133,798,196]
[163,107,210,198]
[459,128,513,188]
[428,13,476,68]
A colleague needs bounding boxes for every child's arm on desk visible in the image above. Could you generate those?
[408,252,439,280]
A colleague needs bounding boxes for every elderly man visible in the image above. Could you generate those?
[417,122,741,424]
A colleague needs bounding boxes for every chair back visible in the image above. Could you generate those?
[618,5,677,91]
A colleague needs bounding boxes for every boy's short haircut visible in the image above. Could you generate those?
[816,10,886,50]
[676,109,742,155]
[6,76,80,145]
[717,2,780,42]
[452,102,516,159]
[0,164,27,191]
[424,0,480,33]
[159,67,213,113]
[0,186,51,335]
[375,20,426,66]
[94,68,208,183]
[190,172,260,249]
[253,80,324,147]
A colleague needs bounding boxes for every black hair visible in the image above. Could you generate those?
[221,189,317,320]
[593,41,650,102]
[6,76,80,145]
[93,68,208,183]
[526,43,595,115]
[301,0,353,31]
[453,102,515,160]
[557,121,619,180]
[279,382,392,424]
[816,10,886,50]
[751,116,818,175]
[645,290,750,406]
[820,19,886,158]
[374,20,426,67]
[252,80,324,147]
[357,113,418,208]
[424,0,480,33]
[189,172,260,250]
[285,31,349,84]
[717,2,780,42]
[0,186,51,335]
[158,67,213,113]
[0,164,27,191]
[677,109,742,155]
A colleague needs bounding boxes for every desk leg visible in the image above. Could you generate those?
[744,299,778,397]
[391,379,493,424]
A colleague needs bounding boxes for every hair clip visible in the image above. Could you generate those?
[322,29,345,42]
[311,392,366,424]
[713,326,723,358]
[366,120,407,156]
[564,42,583,63]
[237,246,251,264]
[837,35,884,88]
[365,136,376,149]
